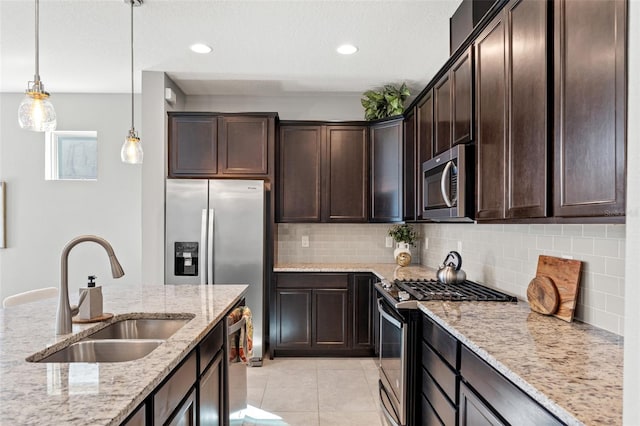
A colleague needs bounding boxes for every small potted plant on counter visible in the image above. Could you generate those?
[388,224,418,266]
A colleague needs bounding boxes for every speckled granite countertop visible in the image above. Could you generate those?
[0,284,247,425]
[275,263,624,425]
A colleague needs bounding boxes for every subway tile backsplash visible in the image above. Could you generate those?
[420,223,626,335]
[275,222,626,335]
[276,223,421,265]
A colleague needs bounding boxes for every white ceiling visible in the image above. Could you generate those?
[1,0,462,97]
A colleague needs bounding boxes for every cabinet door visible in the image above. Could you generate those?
[352,274,374,349]
[323,126,369,222]
[154,352,197,425]
[416,92,434,219]
[168,114,218,177]
[403,110,417,221]
[370,119,403,222]
[199,352,223,426]
[434,73,452,155]
[475,13,507,220]
[553,0,626,218]
[505,0,548,218]
[313,289,349,349]
[218,116,270,175]
[459,382,506,426]
[452,47,473,146]
[167,388,196,426]
[121,404,146,426]
[277,126,323,222]
[275,289,312,347]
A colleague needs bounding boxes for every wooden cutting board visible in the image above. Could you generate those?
[527,276,559,315]
[535,255,582,322]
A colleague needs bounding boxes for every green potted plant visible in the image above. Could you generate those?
[388,224,418,266]
[361,83,410,121]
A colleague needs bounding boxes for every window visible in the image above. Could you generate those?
[45,131,97,181]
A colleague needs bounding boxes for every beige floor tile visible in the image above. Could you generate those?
[270,411,320,426]
[359,358,379,370]
[319,411,385,426]
[247,386,266,408]
[318,369,377,412]
[316,358,369,370]
[262,357,318,370]
[261,369,319,412]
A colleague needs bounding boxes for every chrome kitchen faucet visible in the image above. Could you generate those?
[56,235,125,335]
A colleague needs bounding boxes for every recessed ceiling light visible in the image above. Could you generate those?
[190,43,212,54]
[337,44,358,55]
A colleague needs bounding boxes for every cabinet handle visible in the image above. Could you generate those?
[440,160,456,208]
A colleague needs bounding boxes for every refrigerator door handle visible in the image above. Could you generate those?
[208,208,215,285]
[200,209,207,285]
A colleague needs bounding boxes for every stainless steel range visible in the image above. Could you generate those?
[375,278,516,426]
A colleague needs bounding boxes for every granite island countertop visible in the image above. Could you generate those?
[274,262,624,425]
[0,284,247,425]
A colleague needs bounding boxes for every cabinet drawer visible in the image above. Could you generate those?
[420,393,444,426]
[422,341,457,402]
[423,315,459,369]
[199,321,224,375]
[422,369,457,426]
[460,345,564,426]
[154,351,197,424]
[276,273,349,289]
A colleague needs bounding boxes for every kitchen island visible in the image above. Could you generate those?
[0,284,247,425]
[275,262,623,425]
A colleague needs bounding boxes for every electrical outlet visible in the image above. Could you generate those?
[424,238,429,250]
[301,235,309,247]
[457,240,463,253]
[385,236,393,248]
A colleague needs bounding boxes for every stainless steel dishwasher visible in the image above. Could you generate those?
[228,315,248,422]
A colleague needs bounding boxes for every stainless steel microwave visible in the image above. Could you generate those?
[422,144,474,222]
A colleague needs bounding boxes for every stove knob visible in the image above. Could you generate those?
[381,279,392,290]
[398,291,411,301]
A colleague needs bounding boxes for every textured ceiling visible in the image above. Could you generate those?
[0,0,462,96]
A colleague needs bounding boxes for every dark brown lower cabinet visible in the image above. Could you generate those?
[272,273,376,356]
[199,351,224,426]
[459,382,505,426]
[121,404,146,426]
[167,388,197,426]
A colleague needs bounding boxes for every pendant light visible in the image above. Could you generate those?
[121,0,143,164]
[18,0,56,132]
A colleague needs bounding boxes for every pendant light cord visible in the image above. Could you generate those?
[130,0,135,131]
[34,0,40,81]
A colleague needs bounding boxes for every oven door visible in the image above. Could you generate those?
[378,298,408,426]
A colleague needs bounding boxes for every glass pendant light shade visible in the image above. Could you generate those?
[121,129,143,164]
[18,83,56,132]
[19,0,56,132]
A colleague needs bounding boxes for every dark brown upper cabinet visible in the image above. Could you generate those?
[168,112,276,179]
[434,47,474,157]
[403,109,417,221]
[277,123,368,223]
[169,114,218,177]
[277,125,323,222]
[370,118,403,223]
[475,0,548,220]
[416,92,434,220]
[553,0,626,218]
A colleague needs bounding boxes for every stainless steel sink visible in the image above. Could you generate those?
[86,318,191,340]
[28,316,194,363]
[36,339,164,363]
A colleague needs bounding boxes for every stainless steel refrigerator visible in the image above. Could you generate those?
[165,179,265,363]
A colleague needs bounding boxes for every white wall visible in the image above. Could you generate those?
[623,0,640,422]
[0,93,141,301]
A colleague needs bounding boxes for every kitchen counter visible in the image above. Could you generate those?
[0,284,247,425]
[274,262,623,425]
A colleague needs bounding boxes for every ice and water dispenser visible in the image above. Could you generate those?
[174,242,198,276]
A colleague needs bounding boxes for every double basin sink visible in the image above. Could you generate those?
[28,316,193,363]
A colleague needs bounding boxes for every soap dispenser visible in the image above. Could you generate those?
[78,275,103,320]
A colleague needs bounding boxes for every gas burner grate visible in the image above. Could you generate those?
[395,279,517,302]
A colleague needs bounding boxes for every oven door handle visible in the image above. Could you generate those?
[440,160,456,208]
[377,298,403,329]
[379,383,402,426]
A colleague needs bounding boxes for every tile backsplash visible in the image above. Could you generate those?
[276,223,421,265]
[420,223,626,335]
[275,222,626,335]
